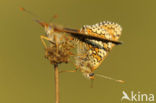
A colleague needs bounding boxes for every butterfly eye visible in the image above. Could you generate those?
[89,73,94,76]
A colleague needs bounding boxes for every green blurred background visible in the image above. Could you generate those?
[0,0,156,103]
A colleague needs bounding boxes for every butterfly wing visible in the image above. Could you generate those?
[76,21,122,75]
[54,27,122,46]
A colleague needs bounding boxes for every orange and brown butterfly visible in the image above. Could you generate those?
[76,21,124,83]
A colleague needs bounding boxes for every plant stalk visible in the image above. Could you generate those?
[54,64,59,103]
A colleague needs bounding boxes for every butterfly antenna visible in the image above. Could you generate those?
[20,7,43,21]
[95,74,125,84]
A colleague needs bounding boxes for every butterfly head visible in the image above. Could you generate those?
[35,20,48,27]
[35,20,54,36]
[82,70,95,80]
[88,73,95,80]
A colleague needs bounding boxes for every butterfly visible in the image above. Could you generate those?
[35,20,124,83]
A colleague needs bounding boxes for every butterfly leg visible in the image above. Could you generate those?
[59,61,80,73]
[53,35,59,53]
[40,35,52,49]
[59,69,77,73]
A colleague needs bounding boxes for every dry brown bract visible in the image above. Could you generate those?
[45,40,75,65]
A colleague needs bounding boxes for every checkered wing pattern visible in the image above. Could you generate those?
[76,21,122,76]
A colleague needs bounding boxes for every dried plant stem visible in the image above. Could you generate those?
[54,64,59,103]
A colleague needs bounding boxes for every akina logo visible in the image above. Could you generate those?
[121,91,154,102]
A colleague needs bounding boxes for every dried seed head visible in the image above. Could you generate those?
[45,38,75,65]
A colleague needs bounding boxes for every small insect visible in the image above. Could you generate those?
[20,8,124,83]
